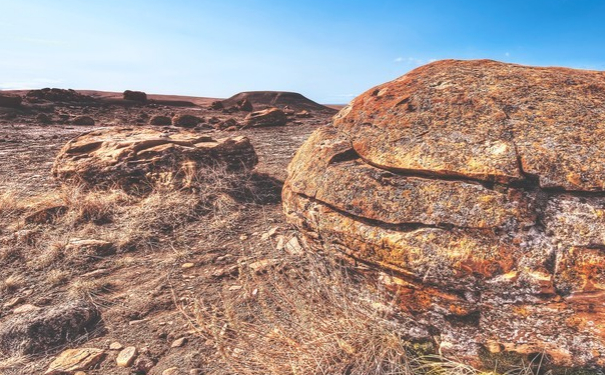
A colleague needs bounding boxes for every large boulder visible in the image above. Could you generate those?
[283,60,605,370]
[244,108,287,127]
[123,90,147,102]
[172,114,201,128]
[0,93,22,108]
[53,127,257,188]
[0,300,101,356]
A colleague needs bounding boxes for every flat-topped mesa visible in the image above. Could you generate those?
[222,91,338,114]
[53,127,257,189]
[283,60,605,370]
[334,59,605,191]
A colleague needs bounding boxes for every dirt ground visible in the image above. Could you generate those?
[0,91,343,374]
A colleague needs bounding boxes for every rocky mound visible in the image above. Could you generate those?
[222,91,337,113]
[0,93,22,108]
[283,59,605,370]
[25,88,93,103]
[53,127,257,189]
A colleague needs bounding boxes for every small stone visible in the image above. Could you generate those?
[13,304,41,314]
[239,234,248,241]
[190,370,202,375]
[285,237,304,256]
[171,337,187,348]
[109,342,123,350]
[45,348,104,375]
[134,354,155,373]
[116,346,137,367]
[74,372,88,375]
[3,296,24,309]
[163,368,180,375]
[249,259,280,274]
[228,285,242,291]
[181,263,195,269]
[260,227,279,241]
[129,319,148,326]
[275,235,286,251]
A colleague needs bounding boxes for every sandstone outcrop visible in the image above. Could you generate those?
[244,108,287,127]
[283,59,605,370]
[52,127,257,188]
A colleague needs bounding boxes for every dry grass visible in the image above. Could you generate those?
[0,165,545,375]
[191,238,419,375]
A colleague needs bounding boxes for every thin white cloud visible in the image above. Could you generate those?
[0,78,62,90]
[505,52,510,57]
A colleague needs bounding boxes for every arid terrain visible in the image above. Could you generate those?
[5,59,605,375]
[0,90,400,375]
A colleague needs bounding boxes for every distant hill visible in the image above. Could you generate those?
[221,91,338,113]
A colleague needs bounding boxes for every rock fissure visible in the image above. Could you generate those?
[284,59,605,369]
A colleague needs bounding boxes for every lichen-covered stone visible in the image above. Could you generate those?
[52,127,257,189]
[283,59,605,370]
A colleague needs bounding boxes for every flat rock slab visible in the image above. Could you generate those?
[45,348,105,375]
[283,59,605,370]
[52,127,258,189]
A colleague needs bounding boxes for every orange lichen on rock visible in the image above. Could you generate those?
[283,59,605,370]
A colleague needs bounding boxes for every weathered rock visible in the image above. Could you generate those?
[52,127,257,189]
[123,90,147,102]
[209,100,224,110]
[0,300,101,356]
[72,115,95,126]
[116,346,137,367]
[45,348,105,375]
[244,108,287,127]
[149,115,172,126]
[109,341,123,350]
[0,93,22,108]
[283,59,605,370]
[216,118,239,130]
[172,114,201,128]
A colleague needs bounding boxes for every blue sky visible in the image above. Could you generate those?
[1,0,604,103]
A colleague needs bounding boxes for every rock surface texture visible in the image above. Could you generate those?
[53,127,257,188]
[0,300,101,356]
[283,59,605,370]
